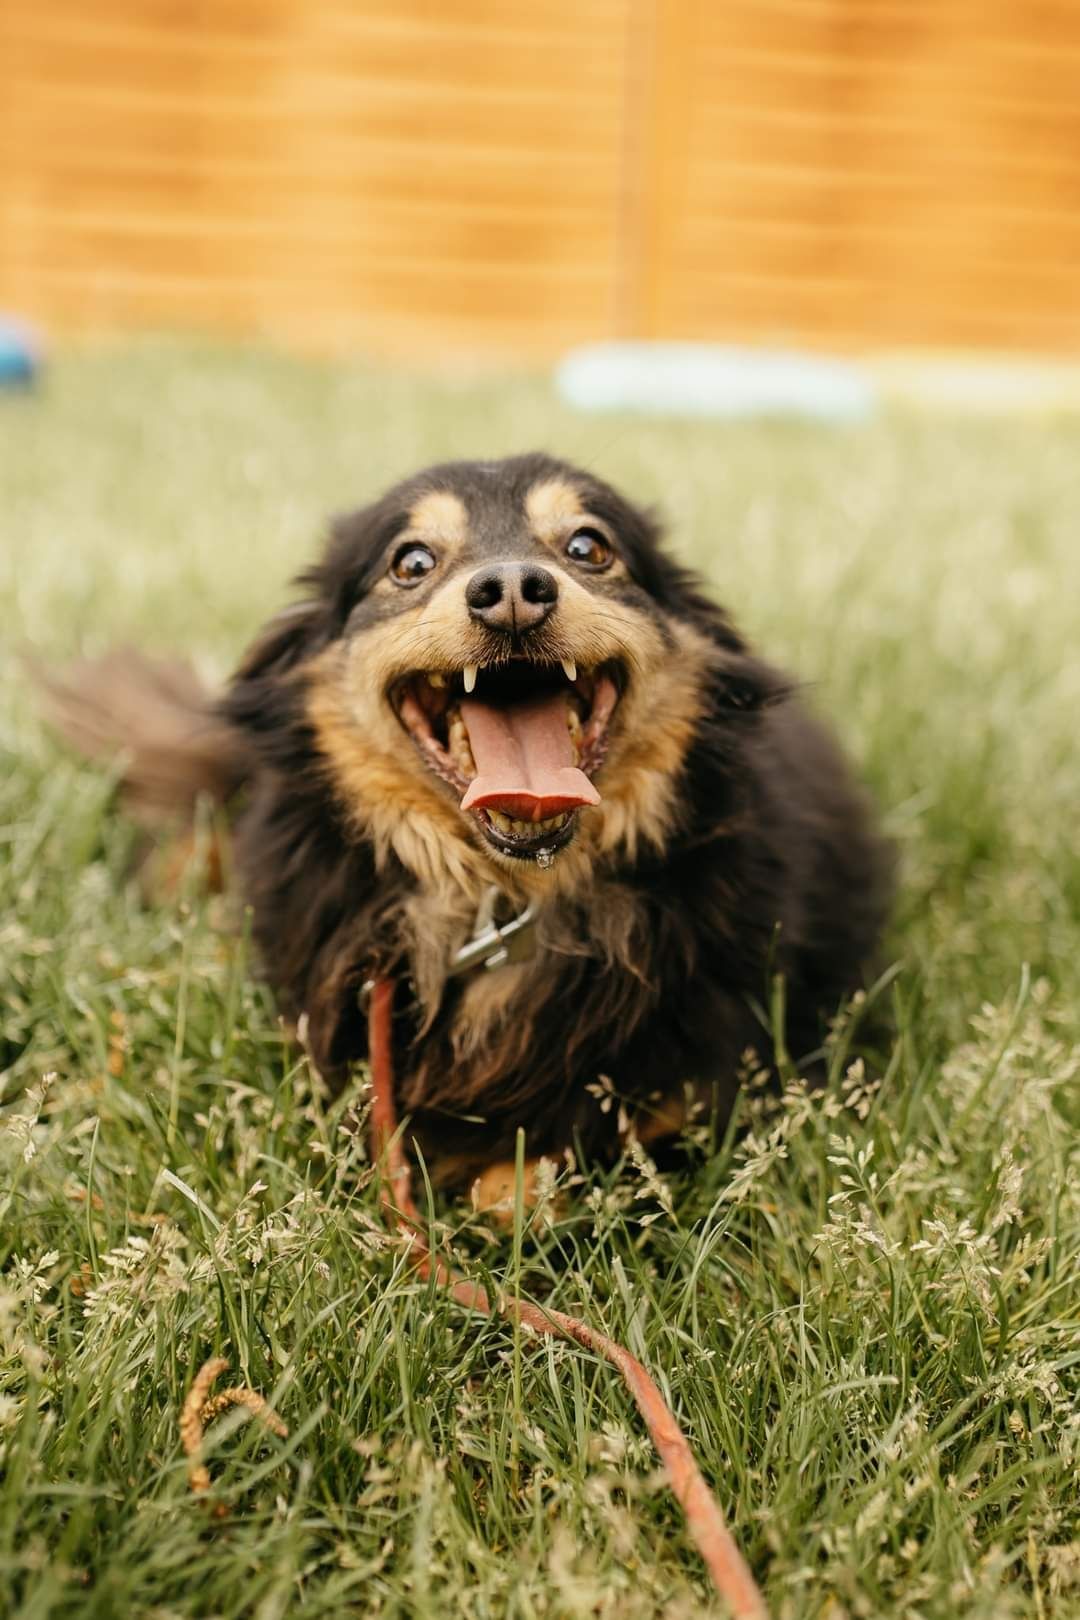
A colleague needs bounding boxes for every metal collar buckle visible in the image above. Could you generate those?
[359,888,538,1009]
[447,887,539,977]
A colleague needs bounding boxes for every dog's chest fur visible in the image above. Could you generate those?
[397,873,652,1115]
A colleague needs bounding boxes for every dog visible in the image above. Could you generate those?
[43,453,892,1196]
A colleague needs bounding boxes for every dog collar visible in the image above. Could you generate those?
[359,887,538,1010]
[447,885,539,977]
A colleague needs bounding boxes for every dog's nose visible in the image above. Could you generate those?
[465,564,558,635]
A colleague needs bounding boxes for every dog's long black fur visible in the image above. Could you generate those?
[46,454,893,1183]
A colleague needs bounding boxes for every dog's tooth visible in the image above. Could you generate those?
[447,710,476,775]
[463,663,479,695]
[427,671,446,688]
[566,704,582,765]
[561,658,577,683]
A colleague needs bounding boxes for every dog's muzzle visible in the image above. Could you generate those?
[394,658,622,862]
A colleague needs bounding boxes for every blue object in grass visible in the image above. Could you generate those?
[0,316,42,386]
[555,342,876,422]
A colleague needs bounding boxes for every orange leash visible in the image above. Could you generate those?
[367,977,770,1619]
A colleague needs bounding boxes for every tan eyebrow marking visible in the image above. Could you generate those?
[407,490,469,547]
[525,478,584,544]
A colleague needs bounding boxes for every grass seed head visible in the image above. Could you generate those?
[180,1356,288,1497]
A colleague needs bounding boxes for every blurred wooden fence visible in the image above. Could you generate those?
[3,0,1079,358]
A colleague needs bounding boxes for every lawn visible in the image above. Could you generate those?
[2,341,1079,1619]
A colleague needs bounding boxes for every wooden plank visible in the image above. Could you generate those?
[638,0,1080,353]
[0,0,629,354]
[3,0,1080,356]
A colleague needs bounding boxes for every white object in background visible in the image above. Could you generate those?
[555,342,877,422]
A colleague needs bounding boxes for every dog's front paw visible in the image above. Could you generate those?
[469,1156,559,1225]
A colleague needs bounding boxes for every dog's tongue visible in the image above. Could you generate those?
[458,693,600,822]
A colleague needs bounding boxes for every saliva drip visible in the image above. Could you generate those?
[535,847,556,870]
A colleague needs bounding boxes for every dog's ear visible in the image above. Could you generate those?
[668,582,795,715]
[711,648,794,715]
[231,600,330,684]
[302,496,411,625]
[222,599,332,743]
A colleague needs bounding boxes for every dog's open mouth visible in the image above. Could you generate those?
[394,660,622,859]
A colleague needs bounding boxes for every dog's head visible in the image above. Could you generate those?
[225,454,778,896]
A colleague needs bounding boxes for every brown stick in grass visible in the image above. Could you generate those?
[367,976,770,1620]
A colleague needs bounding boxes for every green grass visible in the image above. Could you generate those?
[2,340,1080,1619]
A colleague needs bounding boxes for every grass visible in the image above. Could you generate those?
[2,339,1080,1619]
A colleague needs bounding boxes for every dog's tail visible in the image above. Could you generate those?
[32,648,249,825]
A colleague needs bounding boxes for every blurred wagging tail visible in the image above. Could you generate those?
[42,454,893,1196]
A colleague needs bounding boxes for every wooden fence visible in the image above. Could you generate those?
[3,0,1079,358]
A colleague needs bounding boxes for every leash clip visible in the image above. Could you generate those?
[448,892,539,977]
[359,889,539,1007]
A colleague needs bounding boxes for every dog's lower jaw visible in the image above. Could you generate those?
[472,805,578,864]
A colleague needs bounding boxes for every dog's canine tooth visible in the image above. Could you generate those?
[463,663,479,694]
[427,671,446,688]
[561,658,577,683]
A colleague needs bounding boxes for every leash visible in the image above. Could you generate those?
[367,976,771,1619]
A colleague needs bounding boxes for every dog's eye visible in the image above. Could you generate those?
[390,543,437,586]
[565,528,613,570]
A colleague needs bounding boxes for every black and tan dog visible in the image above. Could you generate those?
[45,454,892,1196]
